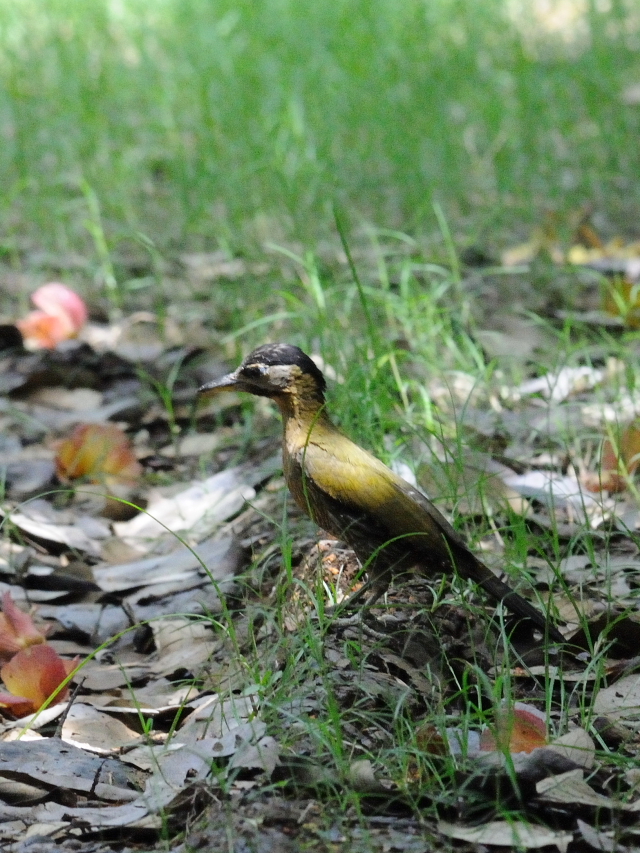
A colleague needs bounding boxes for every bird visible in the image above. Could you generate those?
[199,343,562,642]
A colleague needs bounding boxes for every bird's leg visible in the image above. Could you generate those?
[336,578,374,610]
[319,580,391,638]
[328,555,402,613]
[359,582,387,609]
[322,568,392,630]
[322,577,373,621]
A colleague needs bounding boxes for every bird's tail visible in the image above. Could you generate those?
[470,560,563,643]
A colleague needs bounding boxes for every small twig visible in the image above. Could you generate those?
[53,677,85,739]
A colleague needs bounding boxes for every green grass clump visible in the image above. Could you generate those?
[1,0,639,258]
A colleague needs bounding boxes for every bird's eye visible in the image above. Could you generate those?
[242,364,267,380]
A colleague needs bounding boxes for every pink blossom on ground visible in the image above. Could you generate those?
[17,283,88,349]
[0,645,78,717]
[479,702,548,754]
[0,593,48,665]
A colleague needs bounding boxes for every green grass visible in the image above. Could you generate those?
[4,3,640,842]
[1,0,639,263]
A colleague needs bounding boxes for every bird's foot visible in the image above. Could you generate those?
[324,609,391,641]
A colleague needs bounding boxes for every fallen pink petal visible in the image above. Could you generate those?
[480,703,548,754]
[31,282,88,329]
[0,645,78,717]
[0,592,48,665]
[16,311,76,349]
[17,283,88,349]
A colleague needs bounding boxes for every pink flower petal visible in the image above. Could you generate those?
[0,692,37,717]
[17,311,73,349]
[0,593,47,663]
[31,283,88,329]
[0,645,76,714]
[480,703,548,754]
[17,284,88,349]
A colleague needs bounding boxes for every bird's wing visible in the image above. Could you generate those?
[296,434,469,562]
[294,434,561,637]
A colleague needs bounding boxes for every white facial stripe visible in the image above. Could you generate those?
[267,364,296,388]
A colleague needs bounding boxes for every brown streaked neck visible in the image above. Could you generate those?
[271,374,330,426]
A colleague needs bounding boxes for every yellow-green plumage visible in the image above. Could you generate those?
[199,343,562,643]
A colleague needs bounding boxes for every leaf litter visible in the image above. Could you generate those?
[2,238,640,851]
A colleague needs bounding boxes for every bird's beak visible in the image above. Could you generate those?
[198,371,244,397]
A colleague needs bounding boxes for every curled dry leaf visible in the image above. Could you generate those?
[17,283,88,349]
[0,644,78,717]
[438,818,572,851]
[56,423,142,486]
[415,723,449,756]
[583,420,640,494]
[547,728,595,770]
[0,592,48,665]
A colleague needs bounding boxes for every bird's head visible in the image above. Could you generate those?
[199,343,327,406]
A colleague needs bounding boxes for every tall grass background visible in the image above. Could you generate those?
[1,0,639,257]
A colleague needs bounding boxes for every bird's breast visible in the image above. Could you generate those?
[281,416,479,578]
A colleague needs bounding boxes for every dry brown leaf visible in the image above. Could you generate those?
[438,819,572,850]
[593,674,640,721]
[537,768,640,812]
[547,728,595,770]
[149,618,219,677]
[61,703,141,754]
[1,501,108,557]
[585,420,640,494]
[111,462,279,550]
